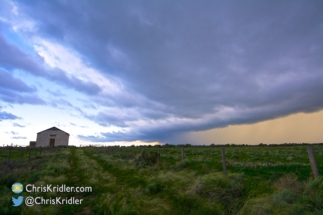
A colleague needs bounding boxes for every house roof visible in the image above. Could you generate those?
[37,127,70,135]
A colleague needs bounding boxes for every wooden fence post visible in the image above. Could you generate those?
[307,146,319,179]
[221,147,227,174]
[181,146,185,161]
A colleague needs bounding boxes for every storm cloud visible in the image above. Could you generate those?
[0,34,101,96]
[2,0,323,143]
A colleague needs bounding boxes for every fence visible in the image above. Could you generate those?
[85,144,322,179]
[1,145,320,178]
[1,146,58,163]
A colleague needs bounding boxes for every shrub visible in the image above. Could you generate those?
[192,173,244,204]
[175,159,192,171]
[274,173,303,194]
[135,150,159,166]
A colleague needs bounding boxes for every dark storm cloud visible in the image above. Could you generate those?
[11,0,323,142]
[0,34,101,95]
[0,69,35,92]
[81,88,323,142]
[0,87,46,104]
[49,68,101,95]
[0,34,43,75]
[0,69,45,104]
[84,111,136,127]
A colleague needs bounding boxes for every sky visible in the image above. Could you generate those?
[0,0,322,146]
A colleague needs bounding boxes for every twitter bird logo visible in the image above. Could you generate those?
[12,196,24,207]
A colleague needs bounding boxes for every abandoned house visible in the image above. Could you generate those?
[30,127,70,147]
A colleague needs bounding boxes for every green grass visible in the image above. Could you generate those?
[1,144,323,214]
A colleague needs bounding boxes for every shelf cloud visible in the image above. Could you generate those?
[1,0,322,144]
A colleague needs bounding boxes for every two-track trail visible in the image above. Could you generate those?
[79,147,173,215]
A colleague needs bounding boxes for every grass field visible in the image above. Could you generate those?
[1,144,323,215]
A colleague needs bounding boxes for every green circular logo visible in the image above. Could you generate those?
[12,183,23,194]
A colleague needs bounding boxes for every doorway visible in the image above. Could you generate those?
[49,139,55,147]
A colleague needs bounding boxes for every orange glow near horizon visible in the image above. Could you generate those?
[189,110,323,145]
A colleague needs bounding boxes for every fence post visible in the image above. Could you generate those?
[307,146,319,179]
[181,146,185,161]
[20,148,23,158]
[221,147,227,174]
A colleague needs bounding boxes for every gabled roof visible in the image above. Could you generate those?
[37,127,70,135]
